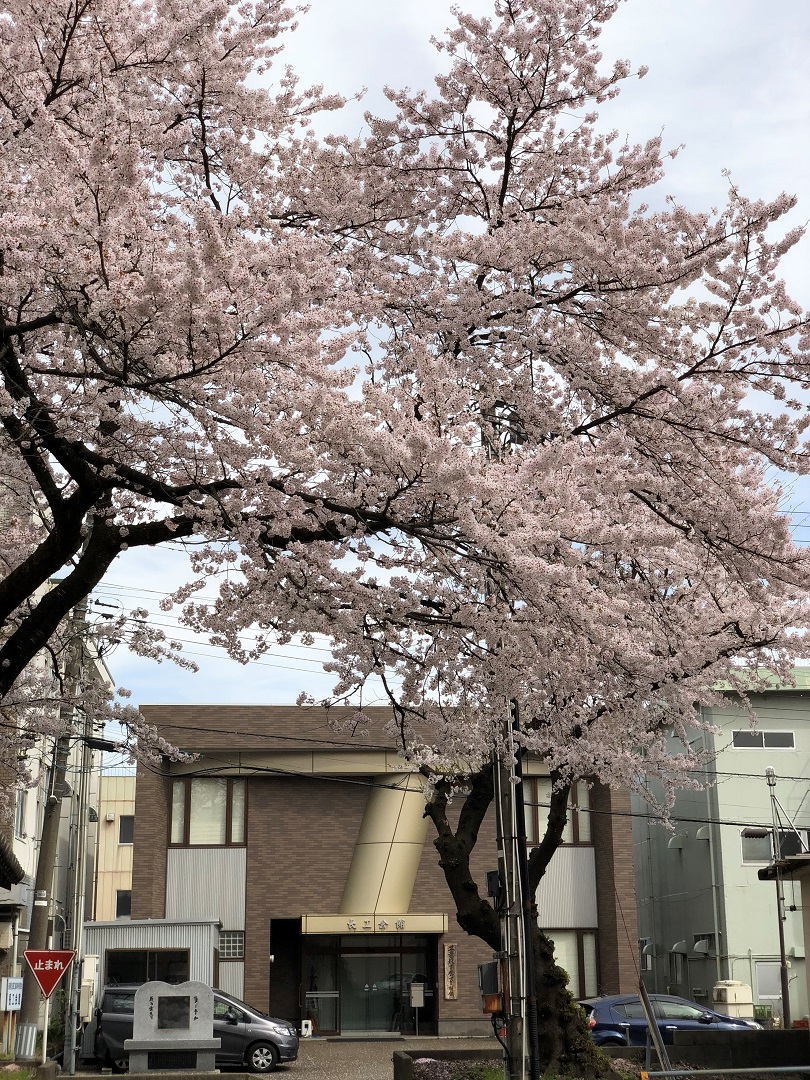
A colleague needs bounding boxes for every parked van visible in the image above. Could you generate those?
[91,985,299,1073]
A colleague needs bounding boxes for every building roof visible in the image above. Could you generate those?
[139,704,401,753]
[716,667,810,694]
[0,832,25,890]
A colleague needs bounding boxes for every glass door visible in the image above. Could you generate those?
[340,953,401,1032]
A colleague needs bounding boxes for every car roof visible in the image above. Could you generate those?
[579,993,710,1008]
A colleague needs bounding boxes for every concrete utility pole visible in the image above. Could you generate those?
[766,767,792,1030]
[495,703,541,1080]
[18,600,87,1042]
[62,701,94,1074]
[495,748,524,1080]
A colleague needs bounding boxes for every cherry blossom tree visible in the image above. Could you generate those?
[3,0,810,1071]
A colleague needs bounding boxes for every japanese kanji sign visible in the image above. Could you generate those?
[24,950,76,998]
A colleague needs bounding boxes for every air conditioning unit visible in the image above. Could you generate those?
[713,980,754,1018]
[0,923,13,950]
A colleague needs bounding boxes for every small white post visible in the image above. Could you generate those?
[42,995,49,1064]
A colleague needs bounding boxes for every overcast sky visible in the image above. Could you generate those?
[97,0,810,722]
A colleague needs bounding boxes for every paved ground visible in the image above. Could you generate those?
[279,1036,500,1080]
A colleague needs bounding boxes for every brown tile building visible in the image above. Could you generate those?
[131,705,637,1035]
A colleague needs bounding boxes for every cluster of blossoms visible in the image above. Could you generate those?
[0,0,808,804]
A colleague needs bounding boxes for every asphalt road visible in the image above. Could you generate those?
[278,1036,500,1080]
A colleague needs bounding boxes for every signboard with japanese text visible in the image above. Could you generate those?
[301,913,448,935]
[24,950,76,998]
[0,976,24,1011]
[443,942,458,1000]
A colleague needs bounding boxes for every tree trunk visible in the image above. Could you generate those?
[425,763,614,1079]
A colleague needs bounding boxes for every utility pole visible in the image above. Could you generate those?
[62,699,94,1074]
[766,767,792,1029]
[495,703,541,1080]
[17,599,87,1047]
[511,703,541,1080]
[495,745,524,1080]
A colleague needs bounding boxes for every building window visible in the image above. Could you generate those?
[524,779,591,846]
[116,890,132,919]
[741,828,772,863]
[732,730,794,749]
[119,815,134,845]
[741,827,809,863]
[170,778,246,847]
[639,938,653,972]
[548,930,598,998]
[14,789,27,839]
[669,951,685,985]
[777,829,809,858]
[219,931,245,960]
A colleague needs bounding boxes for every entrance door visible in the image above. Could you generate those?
[340,954,400,1033]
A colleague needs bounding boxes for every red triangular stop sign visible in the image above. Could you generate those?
[24,950,76,998]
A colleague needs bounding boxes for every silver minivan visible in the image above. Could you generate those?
[91,985,299,1073]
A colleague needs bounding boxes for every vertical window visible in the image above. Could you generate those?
[639,938,653,972]
[669,951,685,985]
[581,932,598,997]
[118,815,134,844]
[14,789,27,838]
[190,779,228,845]
[170,778,246,846]
[553,932,580,997]
[231,782,246,845]
[171,781,186,844]
[116,890,132,919]
[549,930,598,998]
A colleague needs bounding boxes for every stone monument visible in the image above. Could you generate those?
[124,981,220,1072]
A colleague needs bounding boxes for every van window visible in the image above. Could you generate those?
[104,992,135,1015]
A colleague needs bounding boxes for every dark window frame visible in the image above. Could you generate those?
[105,947,190,985]
[169,777,247,848]
[115,890,132,918]
[732,730,795,750]
[118,815,135,845]
[544,927,600,999]
[524,778,591,847]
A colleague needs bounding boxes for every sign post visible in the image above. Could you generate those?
[23,951,76,1064]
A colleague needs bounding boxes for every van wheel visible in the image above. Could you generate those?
[247,1042,278,1073]
[111,1057,129,1073]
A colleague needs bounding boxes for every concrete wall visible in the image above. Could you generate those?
[634,685,810,1023]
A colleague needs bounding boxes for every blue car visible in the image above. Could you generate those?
[579,993,761,1046]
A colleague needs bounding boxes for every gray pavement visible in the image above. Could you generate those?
[281,1036,501,1080]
